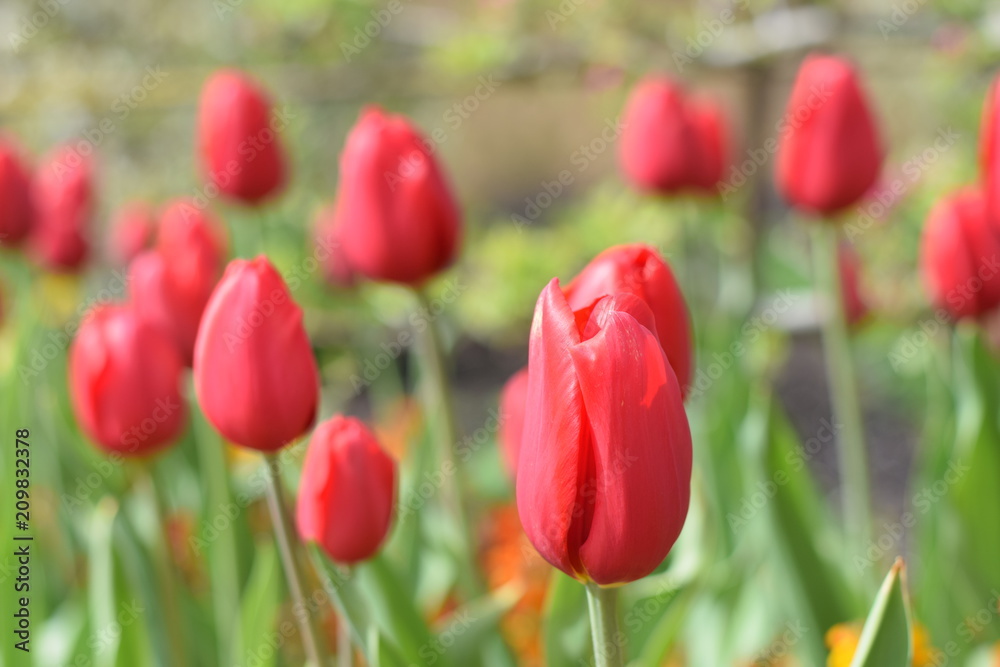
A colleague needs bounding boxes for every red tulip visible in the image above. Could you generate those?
[313,203,357,288]
[193,256,319,451]
[108,201,156,265]
[920,188,1000,320]
[30,147,94,271]
[838,244,869,328]
[979,75,1000,229]
[564,244,693,396]
[776,55,883,216]
[0,136,34,246]
[130,200,227,363]
[68,305,187,456]
[296,415,396,564]
[333,106,461,285]
[516,281,692,586]
[498,366,529,478]
[197,69,287,205]
[688,97,729,193]
[619,77,700,194]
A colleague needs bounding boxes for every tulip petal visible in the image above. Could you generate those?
[569,301,692,585]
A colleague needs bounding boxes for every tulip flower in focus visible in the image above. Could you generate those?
[68,305,187,456]
[197,69,287,205]
[564,243,693,395]
[0,136,34,246]
[30,148,94,271]
[130,200,227,363]
[332,106,461,286]
[776,55,883,217]
[517,280,692,586]
[108,201,156,265]
[498,366,529,478]
[313,203,356,288]
[920,188,1000,321]
[194,256,319,451]
[619,77,730,195]
[296,415,396,563]
[838,244,869,328]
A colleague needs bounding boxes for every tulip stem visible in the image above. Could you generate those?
[262,454,325,666]
[585,583,624,667]
[810,224,873,559]
[413,287,480,595]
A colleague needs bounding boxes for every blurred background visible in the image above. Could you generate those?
[3,0,1000,665]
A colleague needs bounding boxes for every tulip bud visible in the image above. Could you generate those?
[108,201,156,265]
[564,244,693,396]
[0,136,34,246]
[333,106,461,286]
[920,188,1000,321]
[296,415,396,564]
[979,75,1000,229]
[193,256,319,451]
[688,97,729,194]
[197,69,287,205]
[838,244,869,328]
[68,305,187,456]
[30,147,94,272]
[619,77,701,194]
[130,200,227,363]
[517,281,692,586]
[498,367,529,478]
[776,55,883,216]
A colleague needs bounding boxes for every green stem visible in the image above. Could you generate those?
[585,583,624,667]
[412,287,480,595]
[810,224,873,558]
[263,455,324,666]
[192,404,242,666]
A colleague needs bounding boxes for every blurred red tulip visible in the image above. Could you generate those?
[197,69,287,205]
[688,97,729,193]
[920,188,1000,321]
[69,304,187,456]
[776,55,883,217]
[130,200,227,363]
[0,136,34,246]
[564,244,693,396]
[980,75,1000,230]
[296,415,396,564]
[498,366,529,478]
[108,201,156,265]
[313,203,357,288]
[838,244,869,328]
[30,147,94,271]
[619,77,700,194]
[333,106,461,285]
[516,281,692,586]
[193,256,319,451]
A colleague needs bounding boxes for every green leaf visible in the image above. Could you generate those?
[542,571,591,667]
[849,559,912,667]
[430,583,520,667]
[233,543,282,667]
